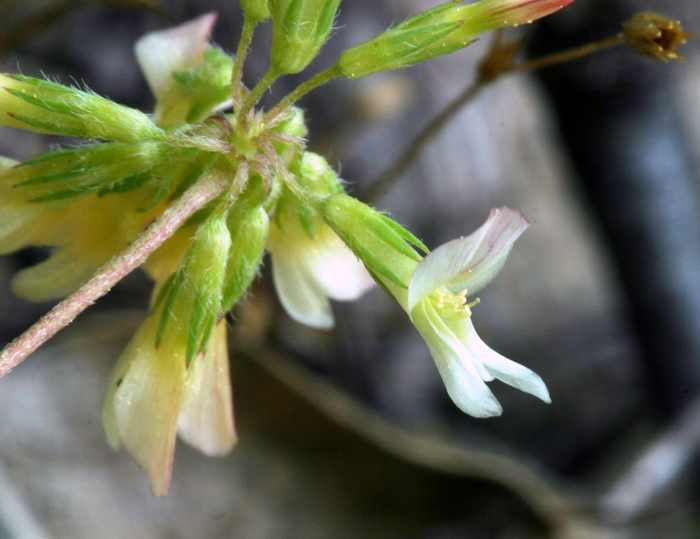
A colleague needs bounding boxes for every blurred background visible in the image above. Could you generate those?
[0,0,700,537]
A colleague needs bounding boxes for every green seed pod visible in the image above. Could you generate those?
[269,0,342,74]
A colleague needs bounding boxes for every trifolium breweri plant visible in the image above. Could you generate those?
[0,0,584,496]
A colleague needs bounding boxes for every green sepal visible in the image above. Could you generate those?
[366,266,399,302]
[377,213,429,254]
[156,271,185,348]
[16,163,85,187]
[318,193,420,287]
[98,171,153,197]
[7,112,88,138]
[170,47,234,124]
[15,149,75,167]
[9,141,213,208]
[151,272,177,315]
[167,151,218,203]
[337,20,463,79]
[156,209,232,362]
[297,203,316,238]
[186,294,217,364]
[31,184,96,202]
[184,209,232,363]
[220,206,269,312]
[4,88,76,115]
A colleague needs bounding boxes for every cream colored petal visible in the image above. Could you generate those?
[177,320,237,456]
[268,216,374,329]
[305,224,375,301]
[112,315,187,497]
[0,159,51,255]
[11,248,101,302]
[8,191,165,301]
[102,328,143,450]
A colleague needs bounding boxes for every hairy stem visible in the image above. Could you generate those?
[239,68,278,122]
[264,65,340,127]
[230,16,257,109]
[0,174,228,379]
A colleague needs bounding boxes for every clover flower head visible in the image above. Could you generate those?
[0,0,576,495]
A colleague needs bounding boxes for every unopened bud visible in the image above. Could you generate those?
[241,0,270,21]
[623,12,694,62]
[296,153,343,197]
[270,0,342,74]
[337,0,575,79]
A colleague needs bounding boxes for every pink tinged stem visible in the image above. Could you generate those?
[0,174,228,379]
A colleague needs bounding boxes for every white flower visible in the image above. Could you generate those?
[405,207,550,417]
[267,212,375,329]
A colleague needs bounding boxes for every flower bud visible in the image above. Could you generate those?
[270,0,342,74]
[623,12,694,62]
[0,74,160,141]
[271,106,308,166]
[337,0,576,79]
[296,152,342,197]
[241,0,271,21]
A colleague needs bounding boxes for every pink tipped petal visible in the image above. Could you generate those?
[464,320,551,403]
[408,207,529,312]
[178,321,237,456]
[112,317,187,497]
[135,12,217,101]
[481,0,576,25]
[412,302,503,418]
